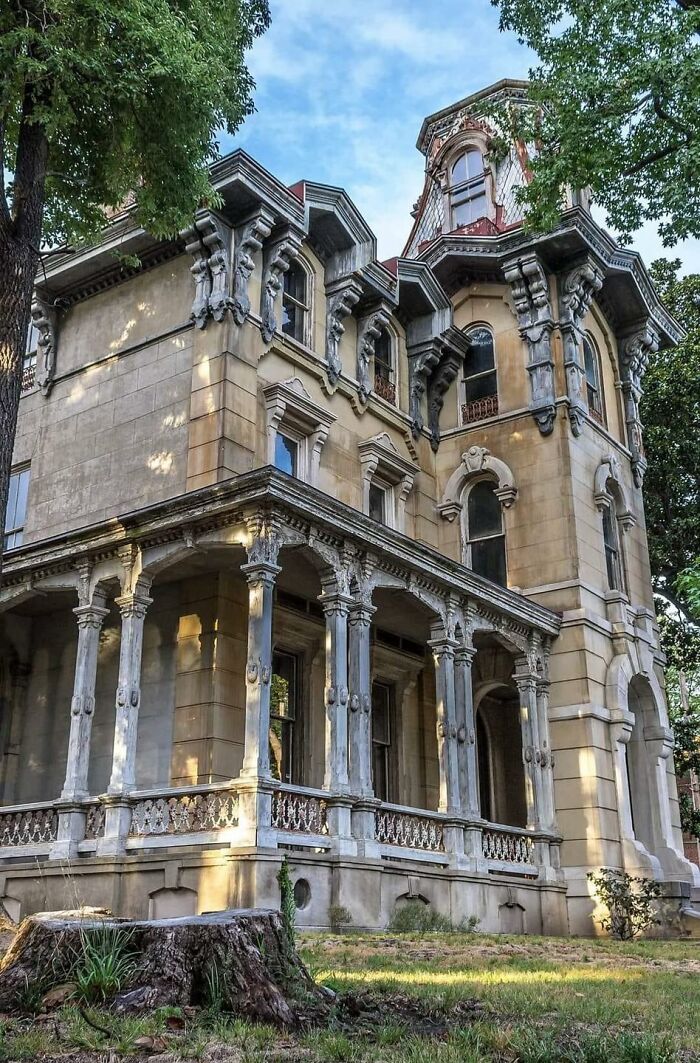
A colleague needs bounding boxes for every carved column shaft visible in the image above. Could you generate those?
[240,560,281,779]
[348,603,375,795]
[61,596,109,800]
[320,584,352,793]
[454,644,478,817]
[107,586,153,795]
[536,678,556,833]
[503,253,556,435]
[429,631,461,816]
[558,260,603,436]
[513,665,543,831]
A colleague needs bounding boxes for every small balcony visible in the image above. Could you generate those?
[461,394,499,425]
[374,373,396,405]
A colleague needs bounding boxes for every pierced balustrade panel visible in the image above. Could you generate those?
[129,789,239,837]
[374,374,396,405]
[0,806,58,847]
[271,789,328,835]
[84,803,105,840]
[375,808,445,852]
[21,363,36,391]
[482,828,535,865]
[461,394,499,425]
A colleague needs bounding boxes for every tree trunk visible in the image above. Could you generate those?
[0,909,327,1027]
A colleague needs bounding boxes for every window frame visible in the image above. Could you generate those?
[582,333,605,425]
[461,324,498,424]
[371,678,396,803]
[273,426,304,478]
[602,501,626,594]
[270,647,302,785]
[372,328,397,405]
[263,377,335,488]
[4,465,30,552]
[462,476,507,586]
[281,259,311,347]
[448,147,488,229]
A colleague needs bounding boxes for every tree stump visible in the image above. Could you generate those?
[0,908,326,1027]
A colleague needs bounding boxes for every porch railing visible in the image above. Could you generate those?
[0,802,58,850]
[271,784,328,836]
[128,783,240,839]
[482,824,536,870]
[375,802,446,853]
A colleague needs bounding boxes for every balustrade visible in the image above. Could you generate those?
[461,394,498,424]
[482,826,535,865]
[271,786,328,835]
[375,804,446,852]
[0,804,58,848]
[128,786,240,837]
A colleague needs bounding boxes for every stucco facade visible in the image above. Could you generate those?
[2,81,697,935]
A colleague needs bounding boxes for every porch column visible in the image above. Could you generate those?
[100,579,152,855]
[454,642,479,817]
[513,659,544,831]
[429,626,461,816]
[536,674,557,833]
[237,544,280,849]
[348,601,375,796]
[61,593,109,800]
[320,578,354,852]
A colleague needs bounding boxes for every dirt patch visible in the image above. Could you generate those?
[332,987,488,1037]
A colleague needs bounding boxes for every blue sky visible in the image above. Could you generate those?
[224,0,700,273]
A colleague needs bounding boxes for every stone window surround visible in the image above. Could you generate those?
[438,446,517,524]
[461,476,507,578]
[281,255,314,350]
[263,377,335,488]
[358,433,418,533]
[582,331,606,425]
[594,453,636,601]
[459,322,499,422]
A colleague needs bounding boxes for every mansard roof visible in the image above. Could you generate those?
[416,78,529,158]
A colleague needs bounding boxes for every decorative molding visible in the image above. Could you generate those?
[357,432,419,533]
[619,322,659,487]
[558,258,605,436]
[30,290,58,396]
[594,454,636,529]
[232,208,275,326]
[427,328,468,451]
[356,305,392,405]
[262,377,336,487]
[326,278,362,387]
[438,446,518,522]
[260,230,303,344]
[180,212,232,328]
[502,252,556,435]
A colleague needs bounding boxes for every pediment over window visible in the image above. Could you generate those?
[357,433,418,487]
[438,446,517,522]
[594,453,636,529]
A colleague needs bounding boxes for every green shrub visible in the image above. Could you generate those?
[588,868,662,940]
[387,900,479,934]
[277,856,296,948]
[328,905,353,934]
[71,926,138,1004]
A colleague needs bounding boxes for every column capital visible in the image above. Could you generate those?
[348,600,376,627]
[241,559,282,585]
[428,635,459,661]
[115,591,152,620]
[319,588,354,617]
[454,644,477,667]
[73,602,110,630]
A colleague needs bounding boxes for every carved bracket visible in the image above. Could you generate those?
[232,208,275,326]
[260,231,303,343]
[503,252,557,435]
[427,332,467,451]
[619,322,658,487]
[558,258,604,436]
[326,278,362,387]
[181,212,233,328]
[356,304,391,405]
[30,290,58,396]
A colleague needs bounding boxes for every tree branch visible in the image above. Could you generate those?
[623,139,688,175]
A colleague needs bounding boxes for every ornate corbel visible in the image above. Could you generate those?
[356,304,391,405]
[30,290,58,395]
[407,338,443,438]
[260,231,303,344]
[232,208,275,326]
[558,258,604,436]
[201,214,233,322]
[619,322,659,487]
[326,278,362,387]
[503,252,557,435]
[427,327,469,451]
[180,221,210,329]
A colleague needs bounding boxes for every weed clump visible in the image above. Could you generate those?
[387,900,479,934]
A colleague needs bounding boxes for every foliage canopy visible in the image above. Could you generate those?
[492,0,700,245]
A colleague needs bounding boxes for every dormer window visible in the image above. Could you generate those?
[373,330,396,404]
[462,326,498,424]
[281,262,309,344]
[449,149,487,228]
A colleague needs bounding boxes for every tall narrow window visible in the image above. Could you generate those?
[368,482,387,524]
[466,480,506,586]
[270,650,299,784]
[462,326,498,424]
[373,330,396,404]
[274,432,299,477]
[22,324,38,392]
[371,680,394,802]
[4,466,30,551]
[602,505,623,591]
[476,712,493,821]
[583,335,604,423]
[449,149,488,228]
[281,262,309,343]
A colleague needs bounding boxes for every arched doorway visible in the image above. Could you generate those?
[626,675,660,854]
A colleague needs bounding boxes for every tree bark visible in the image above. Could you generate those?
[0,76,48,576]
[0,909,327,1027]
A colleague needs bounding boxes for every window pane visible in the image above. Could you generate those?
[602,508,620,590]
[372,682,391,745]
[466,148,483,179]
[5,468,29,535]
[271,652,297,721]
[468,481,503,539]
[465,328,495,376]
[471,536,507,585]
[270,651,299,785]
[465,371,498,403]
[583,337,598,387]
[283,263,305,303]
[374,331,392,378]
[281,299,300,341]
[368,483,386,523]
[451,153,468,184]
[453,190,488,227]
[274,433,297,476]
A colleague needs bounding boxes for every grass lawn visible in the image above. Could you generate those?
[0,932,698,1061]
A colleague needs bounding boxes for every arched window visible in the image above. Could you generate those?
[466,480,507,586]
[462,326,498,423]
[449,148,487,228]
[583,334,604,423]
[602,503,624,592]
[281,262,309,344]
[373,329,396,404]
